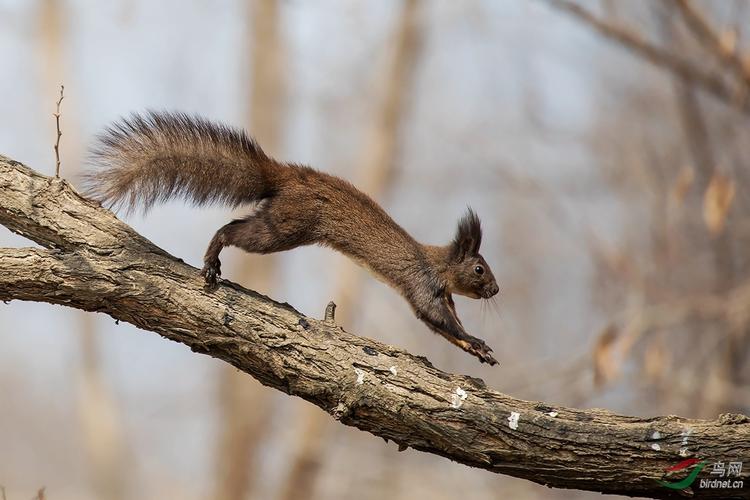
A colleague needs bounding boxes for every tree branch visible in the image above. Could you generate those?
[1,154,748,499]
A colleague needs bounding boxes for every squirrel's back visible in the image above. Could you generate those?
[83,111,285,212]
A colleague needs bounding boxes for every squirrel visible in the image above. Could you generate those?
[83,111,499,365]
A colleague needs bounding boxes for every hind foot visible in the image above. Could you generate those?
[201,259,221,288]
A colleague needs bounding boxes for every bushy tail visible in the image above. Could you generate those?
[83,111,281,212]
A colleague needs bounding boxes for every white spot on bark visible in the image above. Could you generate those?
[389,366,398,376]
[679,428,692,456]
[651,431,661,440]
[354,368,365,385]
[681,428,692,444]
[651,443,661,451]
[450,387,468,409]
[508,411,520,430]
[547,411,558,418]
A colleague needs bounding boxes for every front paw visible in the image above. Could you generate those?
[466,337,498,366]
[201,261,221,288]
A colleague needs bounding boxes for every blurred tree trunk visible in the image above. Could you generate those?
[38,2,129,499]
[77,317,129,500]
[213,1,285,500]
[279,2,423,499]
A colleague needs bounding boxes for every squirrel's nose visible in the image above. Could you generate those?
[485,284,499,297]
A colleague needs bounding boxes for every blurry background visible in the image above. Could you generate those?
[1,0,749,499]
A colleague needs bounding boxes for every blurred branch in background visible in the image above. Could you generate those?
[280,1,423,498]
[544,0,750,113]
[674,0,750,91]
[592,279,750,407]
[213,1,285,499]
[662,3,741,415]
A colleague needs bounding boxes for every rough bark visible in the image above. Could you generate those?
[1,155,749,499]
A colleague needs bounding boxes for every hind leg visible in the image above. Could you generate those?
[201,220,240,286]
[201,204,315,286]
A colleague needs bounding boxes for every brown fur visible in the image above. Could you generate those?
[84,112,500,365]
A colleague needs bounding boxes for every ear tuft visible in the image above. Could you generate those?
[449,207,482,262]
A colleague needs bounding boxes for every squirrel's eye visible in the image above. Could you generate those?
[474,265,484,275]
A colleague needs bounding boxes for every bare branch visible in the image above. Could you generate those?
[0,154,748,499]
[53,85,64,177]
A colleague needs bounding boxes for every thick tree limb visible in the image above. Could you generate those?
[1,154,748,499]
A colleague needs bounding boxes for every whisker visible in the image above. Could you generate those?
[488,296,502,319]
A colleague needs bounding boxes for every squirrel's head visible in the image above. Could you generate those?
[445,208,499,299]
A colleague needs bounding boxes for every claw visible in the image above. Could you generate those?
[201,261,221,289]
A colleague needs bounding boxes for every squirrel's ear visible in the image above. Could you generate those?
[449,208,482,262]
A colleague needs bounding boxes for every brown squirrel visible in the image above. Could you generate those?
[83,112,499,365]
